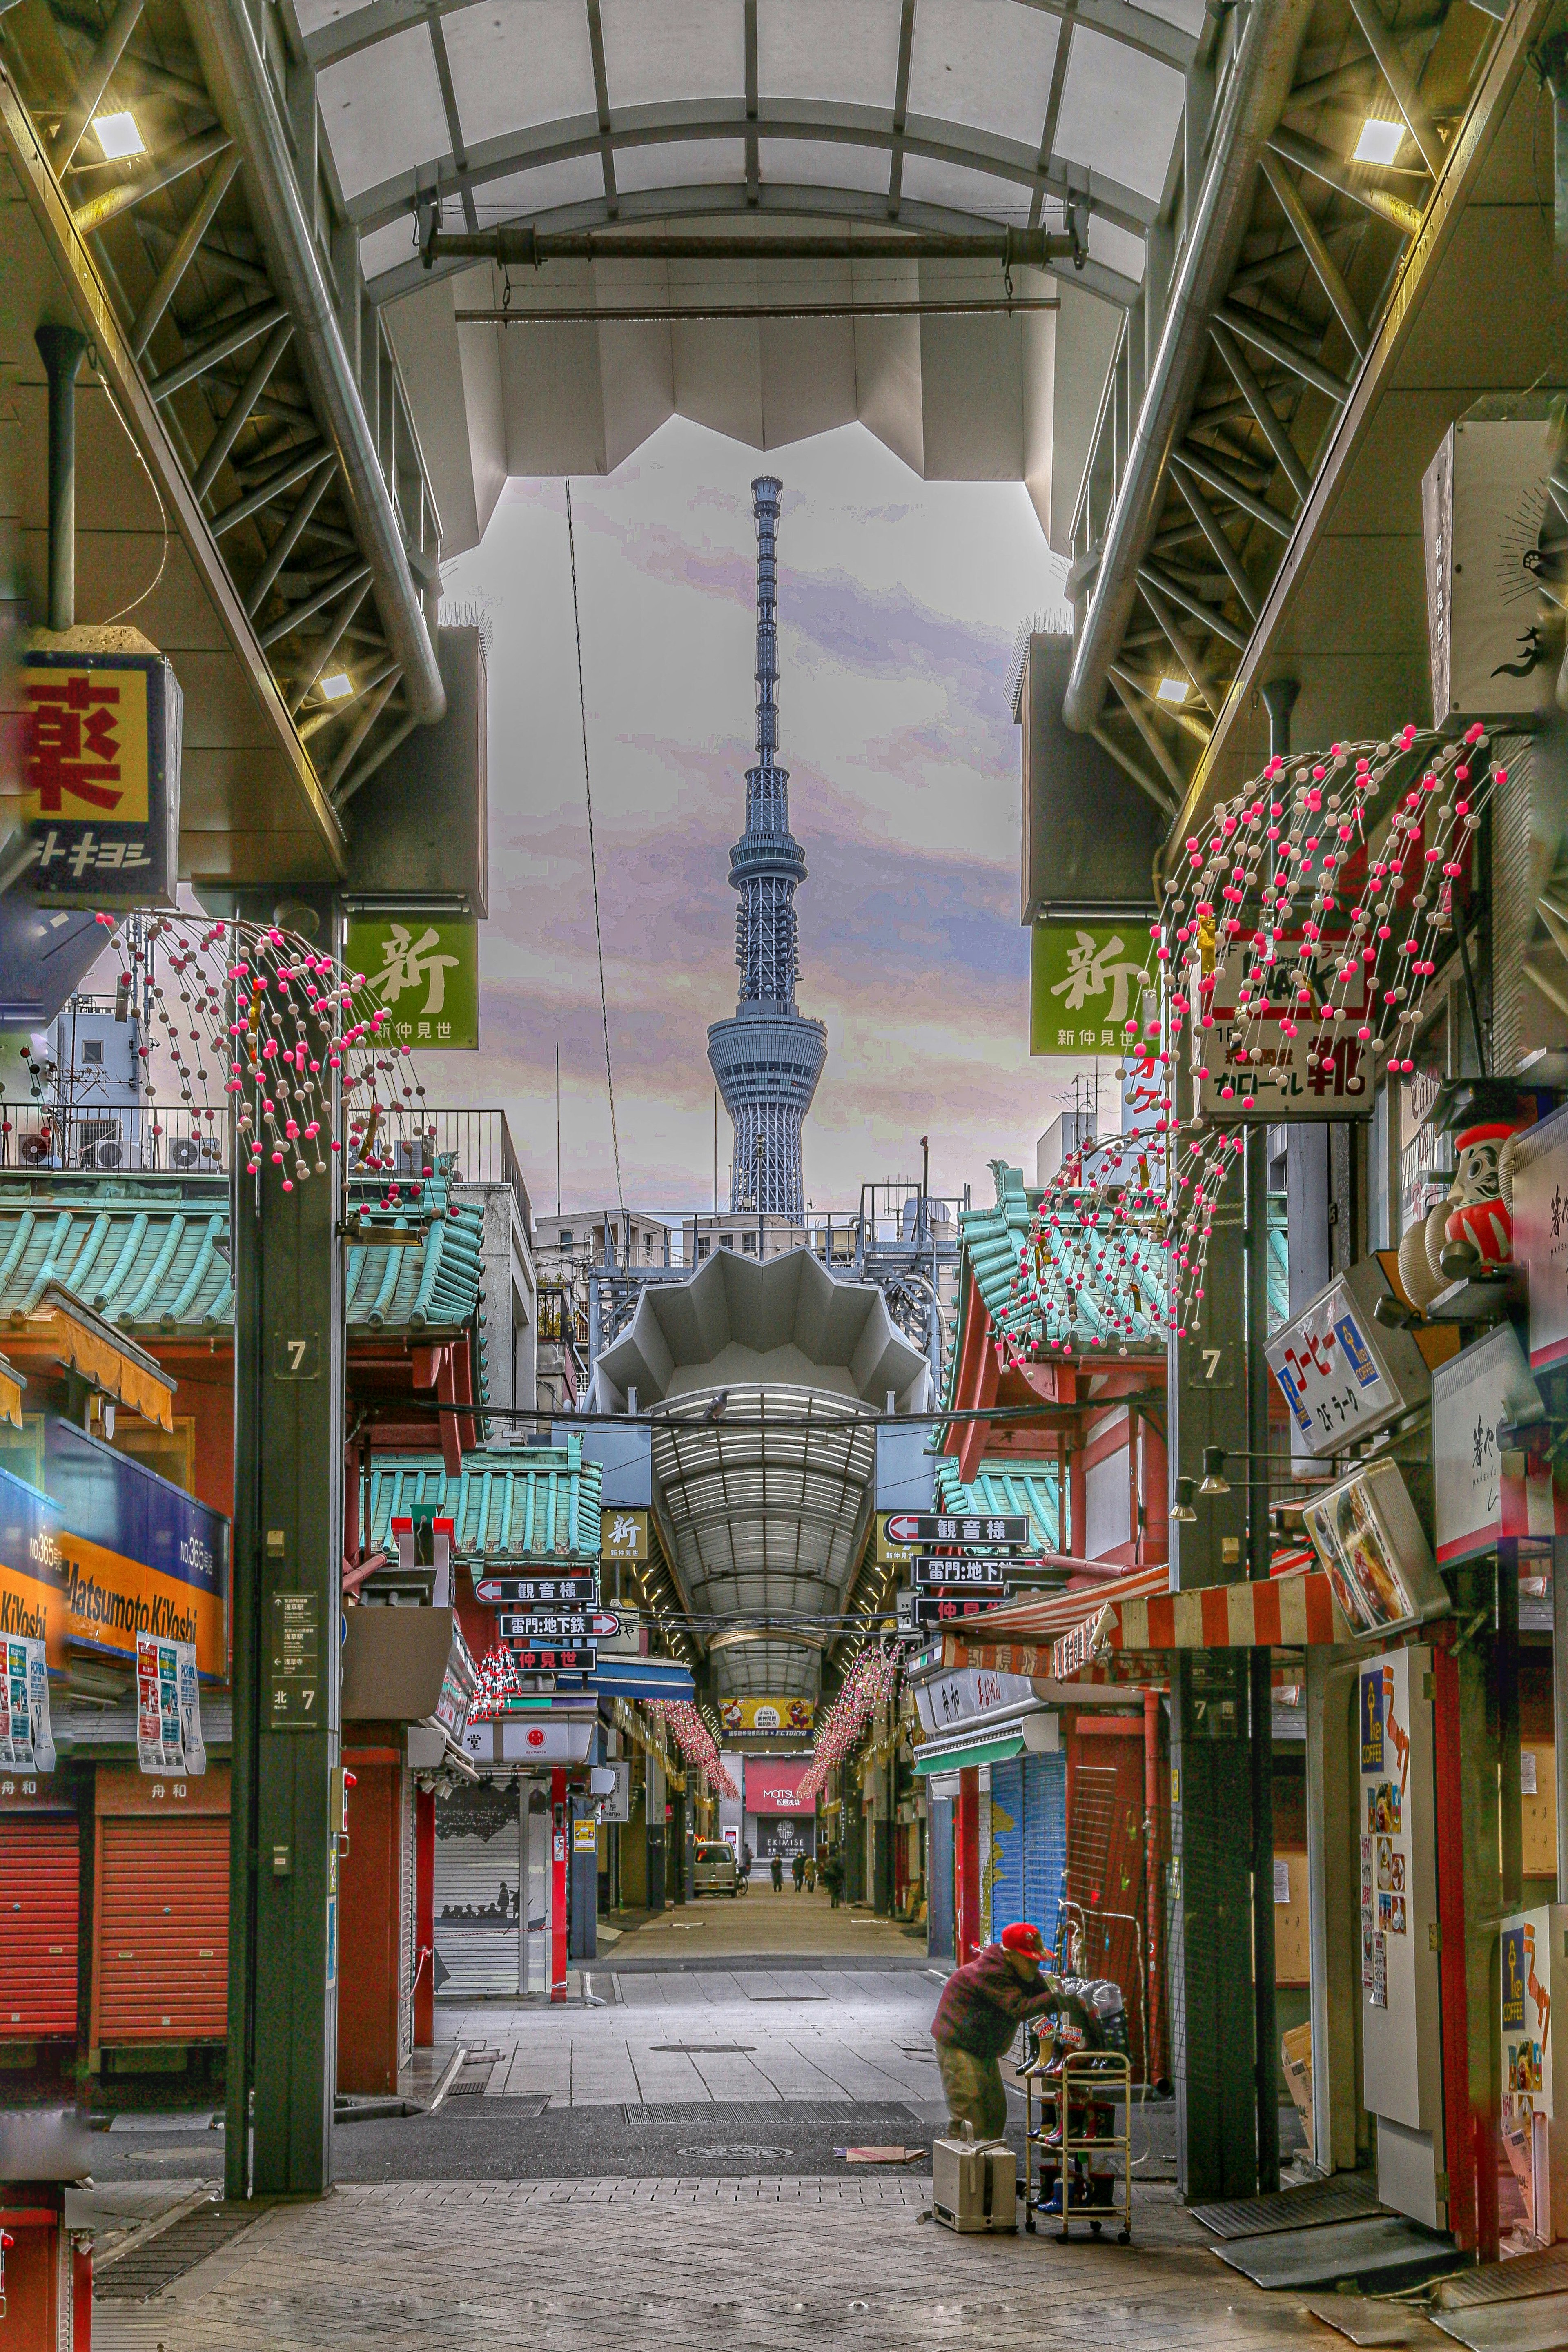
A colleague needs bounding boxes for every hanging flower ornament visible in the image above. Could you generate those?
[799,1643,902,1801]
[645,1700,739,1797]
[93,911,426,1200]
[470,1642,523,1721]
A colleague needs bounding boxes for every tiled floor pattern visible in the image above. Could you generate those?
[90,2176,1359,2352]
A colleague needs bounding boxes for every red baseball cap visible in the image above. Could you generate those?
[1001,1922,1045,1956]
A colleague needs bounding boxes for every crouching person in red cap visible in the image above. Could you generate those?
[930,1922,1060,2143]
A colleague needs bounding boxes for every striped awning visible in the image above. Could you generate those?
[1051,1571,1350,1681]
[6,1284,174,1431]
[0,1352,22,1432]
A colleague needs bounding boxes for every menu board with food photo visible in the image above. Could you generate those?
[1303,1458,1448,1639]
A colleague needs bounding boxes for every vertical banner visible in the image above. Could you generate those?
[0,1635,54,1773]
[136,1630,206,1776]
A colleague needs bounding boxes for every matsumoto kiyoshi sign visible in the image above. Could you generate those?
[20,645,182,905]
[345,911,478,1049]
[1030,921,1151,1056]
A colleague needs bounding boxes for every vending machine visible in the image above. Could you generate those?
[1359,1645,1447,2228]
[1499,1905,1568,2241]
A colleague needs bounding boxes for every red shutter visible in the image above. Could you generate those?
[96,1817,229,2042]
[0,1815,79,2037]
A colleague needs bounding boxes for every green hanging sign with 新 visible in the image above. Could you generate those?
[344,911,479,1050]
[1029,920,1150,1057]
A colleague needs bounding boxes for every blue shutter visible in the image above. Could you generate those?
[1023,1752,1068,1965]
[989,1759,1025,1938]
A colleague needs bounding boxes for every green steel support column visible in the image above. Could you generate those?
[1168,1162,1256,2201]
[226,903,343,2201]
[1246,1125,1278,2194]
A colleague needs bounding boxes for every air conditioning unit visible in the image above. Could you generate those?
[392,1138,434,1178]
[93,1136,129,1171]
[169,1137,203,1172]
[20,1133,55,1167]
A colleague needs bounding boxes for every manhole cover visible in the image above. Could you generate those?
[648,2045,756,2055]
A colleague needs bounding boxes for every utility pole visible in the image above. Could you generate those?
[555,1044,561,1217]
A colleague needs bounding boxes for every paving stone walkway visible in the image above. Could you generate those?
[92,2177,1338,2352]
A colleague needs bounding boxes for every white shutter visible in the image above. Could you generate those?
[434,1781,522,1997]
[399,1770,416,2066]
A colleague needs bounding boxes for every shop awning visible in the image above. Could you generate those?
[914,1731,1026,1777]
[1050,1569,1351,1682]
[592,1658,696,1701]
[341,1607,478,1751]
[0,1353,22,1432]
[6,1284,174,1430]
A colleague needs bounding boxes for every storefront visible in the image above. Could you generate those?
[744,1754,816,1866]
[90,1764,229,2067]
[439,1711,597,1999]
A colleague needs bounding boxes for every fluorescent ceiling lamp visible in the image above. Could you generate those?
[319,671,354,702]
[1353,118,1405,166]
[1155,675,1189,705]
[93,110,144,158]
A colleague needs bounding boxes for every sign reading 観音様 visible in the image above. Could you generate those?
[21,646,182,904]
[344,910,479,1049]
[1030,921,1151,1057]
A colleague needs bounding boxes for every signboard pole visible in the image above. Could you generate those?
[1168,1139,1257,2201]
[226,895,342,2201]
[1246,1127,1279,2197]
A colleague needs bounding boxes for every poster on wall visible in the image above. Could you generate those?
[720,1697,815,1735]
[1302,1458,1448,1639]
[136,1631,206,1776]
[0,1635,53,1773]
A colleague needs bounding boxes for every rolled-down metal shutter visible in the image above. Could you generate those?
[0,1815,79,2037]
[989,1759,1026,1939]
[1023,1752,1067,1965]
[399,1770,416,2067]
[97,1817,228,2041]
[434,1781,521,1998]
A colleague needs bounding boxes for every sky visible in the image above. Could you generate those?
[431,416,1085,1220]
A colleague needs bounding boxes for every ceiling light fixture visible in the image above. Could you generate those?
[1156,675,1189,705]
[1170,1476,1198,1524]
[1353,118,1405,166]
[93,110,144,158]
[319,671,354,702]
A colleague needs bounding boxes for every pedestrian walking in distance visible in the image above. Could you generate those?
[771,1853,784,1892]
[822,1846,843,1908]
[792,1852,806,1892]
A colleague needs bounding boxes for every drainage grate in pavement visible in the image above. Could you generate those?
[648,2044,757,2055]
[447,2060,497,2097]
[94,2200,263,2301]
[621,2100,925,2127]
[1192,2172,1382,2240]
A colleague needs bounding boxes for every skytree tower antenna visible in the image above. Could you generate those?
[707,477,827,1221]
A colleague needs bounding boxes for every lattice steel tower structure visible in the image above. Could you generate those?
[707,477,827,1219]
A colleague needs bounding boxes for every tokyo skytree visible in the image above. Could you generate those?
[706,477,827,1220]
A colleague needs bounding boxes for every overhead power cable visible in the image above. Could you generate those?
[564,477,625,1223]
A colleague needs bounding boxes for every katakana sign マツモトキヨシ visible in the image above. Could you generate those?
[344,911,479,1049]
[20,647,182,904]
[1030,920,1151,1056]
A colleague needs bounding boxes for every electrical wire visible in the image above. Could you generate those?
[564,477,626,1225]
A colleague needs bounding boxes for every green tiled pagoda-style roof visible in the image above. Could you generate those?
[363,1440,602,1561]
[942,1163,1289,1409]
[932,1459,1062,1552]
[0,1175,486,1345]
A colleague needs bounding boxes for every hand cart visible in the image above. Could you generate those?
[1022,2040,1132,2245]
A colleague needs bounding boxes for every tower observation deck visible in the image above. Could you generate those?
[707,477,827,1220]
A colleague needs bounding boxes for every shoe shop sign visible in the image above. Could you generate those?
[18,642,182,905]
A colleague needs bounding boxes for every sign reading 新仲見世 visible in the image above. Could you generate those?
[1030,921,1152,1057]
[344,911,479,1050]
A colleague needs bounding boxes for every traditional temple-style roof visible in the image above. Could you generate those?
[932,1458,1062,1553]
[0,1174,486,1343]
[362,1440,603,1563]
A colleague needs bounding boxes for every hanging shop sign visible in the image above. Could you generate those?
[1303,1459,1448,1640]
[1030,920,1151,1057]
[601,1508,648,1564]
[1512,1103,1568,1376]
[1265,1264,1429,1458]
[0,1635,53,1773]
[20,644,183,905]
[1432,1323,1561,1566]
[875,1514,919,1570]
[344,909,479,1049]
[473,1572,598,1605]
[910,1664,1036,1739]
[884,1512,1031,1549]
[1190,944,1374,1121]
[136,1630,206,1776]
[719,1697,815,1735]
[499,1612,590,1642]
[905,1592,1010,1628]
[505,1643,596,1674]
[1422,419,1554,723]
